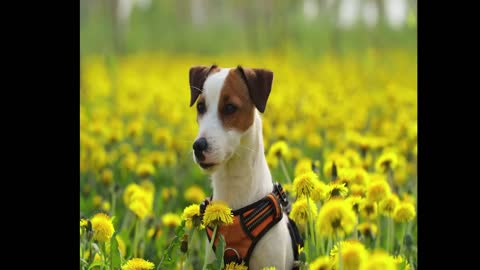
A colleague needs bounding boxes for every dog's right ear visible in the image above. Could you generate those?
[189,65,217,107]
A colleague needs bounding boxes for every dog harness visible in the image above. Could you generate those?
[200,183,304,269]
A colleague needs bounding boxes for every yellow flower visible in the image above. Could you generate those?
[326,183,349,200]
[316,199,357,237]
[91,213,115,242]
[147,226,163,240]
[80,218,88,228]
[225,261,248,270]
[268,140,290,159]
[93,195,102,208]
[184,185,206,204]
[289,197,318,226]
[331,240,368,270]
[349,184,366,197]
[307,133,323,148]
[393,202,416,223]
[359,200,378,220]
[161,187,178,201]
[129,199,149,220]
[124,183,141,206]
[101,169,113,185]
[121,258,155,270]
[293,171,320,198]
[345,195,364,214]
[366,179,391,202]
[182,204,203,229]
[123,152,138,171]
[311,181,328,202]
[162,213,182,227]
[140,180,155,195]
[309,255,332,270]
[375,152,398,173]
[351,168,370,187]
[102,201,111,212]
[203,200,234,227]
[295,158,315,176]
[357,222,378,239]
[360,251,396,270]
[379,194,400,217]
[261,267,277,270]
[323,157,350,179]
[136,162,155,178]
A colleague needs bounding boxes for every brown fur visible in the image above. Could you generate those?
[218,69,255,132]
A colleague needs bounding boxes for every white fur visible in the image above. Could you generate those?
[193,68,294,270]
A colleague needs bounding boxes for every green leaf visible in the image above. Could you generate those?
[158,222,186,269]
[87,262,105,270]
[110,233,121,270]
[214,234,226,270]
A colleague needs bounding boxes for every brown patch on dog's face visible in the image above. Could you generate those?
[218,69,255,132]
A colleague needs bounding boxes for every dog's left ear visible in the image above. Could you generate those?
[236,66,273,113]
[189,65,218,107]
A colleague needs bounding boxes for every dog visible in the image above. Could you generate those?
[189,65,301,270]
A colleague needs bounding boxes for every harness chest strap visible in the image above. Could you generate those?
[200,183,303,268]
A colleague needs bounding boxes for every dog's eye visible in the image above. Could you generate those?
[223,104,237,115]
[197,102,206,114]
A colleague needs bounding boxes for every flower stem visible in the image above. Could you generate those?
[202,225,218,270]
[280,157,292,183]
[133,219,140,257]
[399,222,408,255]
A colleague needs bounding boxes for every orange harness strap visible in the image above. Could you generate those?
[200,183,301,268]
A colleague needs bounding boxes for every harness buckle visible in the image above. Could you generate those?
[274,182,289,208]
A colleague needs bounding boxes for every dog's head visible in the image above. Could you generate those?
[189,65,273,172]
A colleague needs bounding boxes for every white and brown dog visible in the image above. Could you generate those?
[189,65,301,270]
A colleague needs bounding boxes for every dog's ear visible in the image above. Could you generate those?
[236,66,273,113]
[189,65,217,107]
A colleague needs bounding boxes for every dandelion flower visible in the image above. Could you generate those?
[309,256,332,270]
[93,195,102,208]
[225,261,248,270]
[136,162,155,178]
[345,196,364,214]
[268,140,290,159]
[311,181,328,202]
[101,169,113,185]
[203,200,234,227]
[182,204,203,229]
[375,152,398,173]
[366,180,391,202]
[124,183,141,206]
[379,194,400,217]
[91,213,115,242]
[323,157,350,179]
[121,258,155,270]
[349,184,366,197]
[129,199,149,220]
[295,158,315,176]
[331,240,368,270]
[316,199,357,237]
[326,183,349,200]
[184,185,206,204]
[161,213,182,227]
[293,171,320,197]
[360,251,396,270]
[289,197,318,226]
[359,200,378,220]
[357,222,378,239]
[393,202,416,223]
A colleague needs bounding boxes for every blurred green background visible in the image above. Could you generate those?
[80,0,416,58]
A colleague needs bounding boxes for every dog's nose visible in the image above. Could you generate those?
[193,138,208,160]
